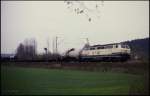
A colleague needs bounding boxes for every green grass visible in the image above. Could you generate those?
[1,65,146,95]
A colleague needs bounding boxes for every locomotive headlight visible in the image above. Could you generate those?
[126,50,130,53]
[121,49,129,53]
[124,49,130,54]
[127,49,131,54]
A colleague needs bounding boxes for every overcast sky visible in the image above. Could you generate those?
[1,1,149,54]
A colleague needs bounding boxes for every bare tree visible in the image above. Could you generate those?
[16,38,37,60]
[16,43,25,60]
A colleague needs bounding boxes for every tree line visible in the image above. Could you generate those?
[15,38,61,61]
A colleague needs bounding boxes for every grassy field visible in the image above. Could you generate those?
[1,65,148,95]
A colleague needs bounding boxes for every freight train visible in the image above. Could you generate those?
[64,43,131,62]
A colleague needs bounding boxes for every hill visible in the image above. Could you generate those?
[123,37,149,60]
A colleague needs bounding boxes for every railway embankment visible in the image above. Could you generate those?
[1,60,149,75]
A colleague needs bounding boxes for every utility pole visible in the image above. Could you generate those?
[56,36,58,54]
[86,38,90,46]
[55,36,58,61]
[47,37,49,53]
[52,37,55,54]
[52,36,62,61]
[52,36,58,54]
[81,37,90,46]
[53,37,54,54]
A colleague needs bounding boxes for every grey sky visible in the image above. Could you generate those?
[1,1,149,54]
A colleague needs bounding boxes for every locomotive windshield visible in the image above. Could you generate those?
[121,44,130,49]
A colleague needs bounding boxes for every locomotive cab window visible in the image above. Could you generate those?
[105,45,113,49]
[116,45,118,48]
[90,47,95,50]
[84,48,89,50]
[121,45,127,48]
[114,45,118,48]
[126,45,130,49]
[97,46,104,49]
